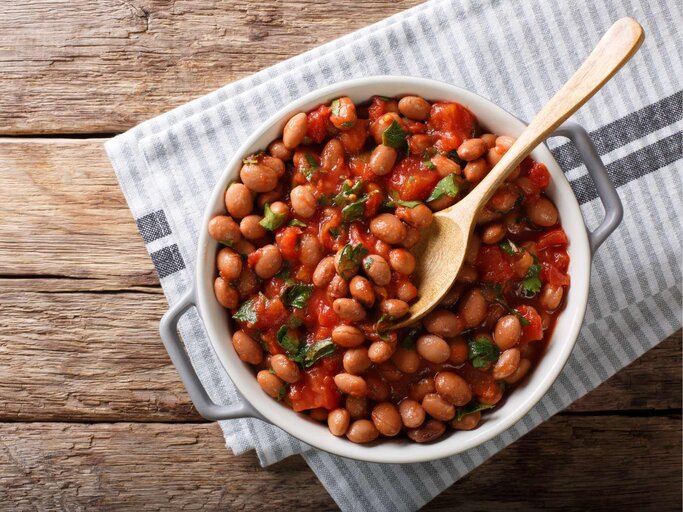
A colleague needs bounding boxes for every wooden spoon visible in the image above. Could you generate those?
[395,17,644,329]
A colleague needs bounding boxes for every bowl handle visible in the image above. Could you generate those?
[552,122,624,255]
[159,288,263,421]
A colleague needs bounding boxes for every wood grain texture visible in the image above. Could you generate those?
[0,416,679,511]
[0,0,423,134]
[0,139,157,285]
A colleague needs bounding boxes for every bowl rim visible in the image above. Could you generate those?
[194,75,591,463]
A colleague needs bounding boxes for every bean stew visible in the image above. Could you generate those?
[208,94,570,444]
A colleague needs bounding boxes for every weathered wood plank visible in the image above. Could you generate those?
[0,416,679,511]
[0,283,200,422]
[0,139,157,285]
[1,0,424,134]
[0,278,678,422]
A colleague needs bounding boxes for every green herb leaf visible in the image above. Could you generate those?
[329,227,341,239]
[374,314,394,339]
[499,238,520,256]
[259,203,287,232]
[337,243,369,280]
[276,383,289,401]
[274,262,290,280]
[522,261,542,296]
[426,174,460,202]
[486,284,531,326]
[381,120,408,151]
[301,154,319,181]
[287,315,304,328]
[276,325,302,356]
[284,283,314,310]
[232,298,257,324]
[385,191,421,209]
[444,150,465,167]
[342,197,368,223]
[303,338,336,367]
[243,156,258,165]
[400,327,422,350]
[455,402,496,422]
[333,181,364,206]
[289,219,307,228]
[468,336,500,369]
[423,160,436,170]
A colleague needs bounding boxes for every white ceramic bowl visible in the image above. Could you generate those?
[162,76,621,464]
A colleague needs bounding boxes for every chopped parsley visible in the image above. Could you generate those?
[341,196,369,223]
[284,282,314,309]
[455,402,496,422]
[426,174,460,202]
[232,297,258,324]
[381,120,408,151]
[301,153,320,181]
[486,284,530,326]
[276,326,336,368]
[499,238,520,256]
[400,327,422,350]
[337,243,369,280]
[423,160,436,170]
[259,203,287,231]
[289,219,307,228]
[521,260,542,296]
[276,325,302,356]
[467,336,500,368]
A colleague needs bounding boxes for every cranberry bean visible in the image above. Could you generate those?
[463,158,489,183]
[492,348,521,380]
[430,154,461,177]
[434,371,472,406]
[366,374,391,401]
[493,315,521,350]
[214,277,239,309]
[368,341,394,363]
[332,325,365,347]
[224,183,253,219]
[540,283,564,311]
[313,256,336,287]
[369,144,398,176]
[233,330,263,365]
[481,133,497,149]
[423,309,463,338]
[408,377,436,402]
[378,361,403,383]
[416,334,450,363]
[321,138,345,171]
[401,226,421,248]
[334,373,368,396]
[481,222,506,244]
[388,249,416,275]
[451,411,481,430]
[477,208,502,225]
[349,276,375,307]
[422,393,455,421]
[486,146,505,167]
[328,408,351,436]
[396,281,418,302]
[309,408,329,422]
[261,155,285,177]
[235,267,258,299]
[464,234,480,264]
[290,185,317,218]
[252,244,282,279]
[391,347,421,374]
[209,215,242,246]
[269,200,289,218]
[458,288,488,328]
[488,186,520,214]
[271,354,301,383]
[440,283,464,308]
[327,274,349,299]
[370,112,401,144]
[457,138,487,161]
[346,396,369,419]
[343,347,372,375]
[216,247,243,281]
[282,112,307,149]
[513,250,534,278]
[371,402,402,437]
[268,139,293,161]
[380,299,409,318]
[505,357,532,384]
[370,213,406,244]
[496,135,516,151]
[406,419,446,443]
[257,370,285,399]
[333,298,367,322]
[299,233,323,267]
[399,399,426,428]
[362,255,392,286]
[526,197,559,227]
[396,204,433,229]
[240,164,278,193]
[449,337,469,364]
[346,419,379,443]
[484,304,506,331]
[398,95,431,120]
[239,215,267,241]
[456,264,478,284]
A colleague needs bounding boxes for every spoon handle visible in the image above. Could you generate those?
[459,17,644,214]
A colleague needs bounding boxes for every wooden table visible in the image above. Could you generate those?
[1,2,680,510]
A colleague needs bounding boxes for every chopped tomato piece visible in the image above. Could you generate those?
[539,246,570,273]
[475,246,515,283]
[387,155,441,201]
[540,261,571,287]
[526,161,551,190]
[460,364,499,402]
[306,104,332,144]
[428,102,478,152]
[515,304,544,342]
[368,96,391,122]
[253,296,289,331]
[537,228,569,250]
[338,119,368,154]
[288,366,341,411]
[329,97,357,130]
[275,226,302,261]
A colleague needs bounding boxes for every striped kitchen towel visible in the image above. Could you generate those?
[105,0,682,509]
